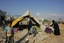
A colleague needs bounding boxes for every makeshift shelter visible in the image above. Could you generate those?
[12,10,41,30]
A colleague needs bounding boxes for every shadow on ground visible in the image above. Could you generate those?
[15,32,29,43]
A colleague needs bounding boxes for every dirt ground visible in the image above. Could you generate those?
[0,24,64,43]
[14,24,64,43]
[59,24,64,29]
[14,29,64,43]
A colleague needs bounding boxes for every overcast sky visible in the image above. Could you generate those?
[0,0,64,20]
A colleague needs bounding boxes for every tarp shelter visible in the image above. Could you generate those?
[11,10,41,28]
[11,17,24,26]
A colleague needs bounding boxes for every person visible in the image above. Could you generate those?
[4,21,14,43]
[28,20,32,35]
[50,20,60,35]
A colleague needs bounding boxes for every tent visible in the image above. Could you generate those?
[11,17,24,26]
[11,10,41,28]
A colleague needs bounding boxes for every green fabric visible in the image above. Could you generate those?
[33,26,42,32]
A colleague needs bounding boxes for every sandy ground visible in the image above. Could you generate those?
[14,24,64,43]
[14,29,64,43]
[14,29,50,43]
[0,24,64,43]
[59,24,64,29]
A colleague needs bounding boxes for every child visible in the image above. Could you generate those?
[4,21,14,43]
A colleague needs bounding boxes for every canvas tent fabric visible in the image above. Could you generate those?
[22,10,41,25]
[11,10,41,27]
[21,10,31,17]
[11,17,24,26]
[32,17,41,25]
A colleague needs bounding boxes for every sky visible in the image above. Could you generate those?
[0,0,64,20]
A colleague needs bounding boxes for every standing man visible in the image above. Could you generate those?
[28,20,32,35]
